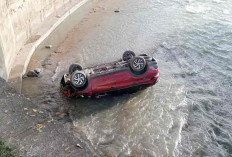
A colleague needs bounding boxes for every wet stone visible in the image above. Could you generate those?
[26,71,39,77]
[45,45,53,49]
[76,144,83,149]
[34,68,43,75]
[54,50,62,53]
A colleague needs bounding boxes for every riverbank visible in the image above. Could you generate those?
[0,77,95,156]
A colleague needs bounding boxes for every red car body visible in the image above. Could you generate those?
[61,54,159,98]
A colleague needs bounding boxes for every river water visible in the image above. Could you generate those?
[22,0,232,156]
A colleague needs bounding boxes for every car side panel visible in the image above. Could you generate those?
[90,66,158,95]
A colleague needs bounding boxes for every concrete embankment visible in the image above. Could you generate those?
[0,77,96,156]
[0,0,93,83]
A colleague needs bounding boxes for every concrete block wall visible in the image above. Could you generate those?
[0,0,75,80]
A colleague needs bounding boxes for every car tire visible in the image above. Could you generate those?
[122,51,135,61]
[129,56,147,74]
[70,71,87,88]
[69,63,82,74]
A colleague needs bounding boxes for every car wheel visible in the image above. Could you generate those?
[71,71,87,88]
[69,63,82,74]
[122,51,135,61]
[130,56,147,73]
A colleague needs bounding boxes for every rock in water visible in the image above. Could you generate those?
[54,50,62,53]
[27,71,39,77]
[45,45,52,48]
[34,68,43,74]
[76,144,83,149]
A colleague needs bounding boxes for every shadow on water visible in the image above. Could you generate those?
[68,92,139,120]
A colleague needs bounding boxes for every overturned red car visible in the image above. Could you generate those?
[61,51,159,98]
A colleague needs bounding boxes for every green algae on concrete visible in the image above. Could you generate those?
[0,140,15,157]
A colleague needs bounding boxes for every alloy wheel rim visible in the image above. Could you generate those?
[73,73,85,86]
[133,58,144,70]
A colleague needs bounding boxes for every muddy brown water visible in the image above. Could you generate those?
[22,0,232,156]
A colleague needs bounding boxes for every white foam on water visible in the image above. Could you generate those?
[173,117,187,156]
[213,0,225,4]
[223,9,230,15]
[186,3,211,14]
[170,87,188,156]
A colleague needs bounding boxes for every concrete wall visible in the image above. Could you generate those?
[0,0,77,80]
[0,40,7,79]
